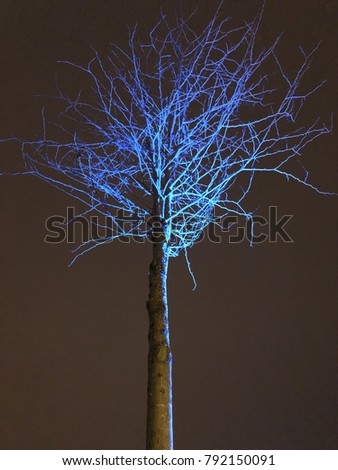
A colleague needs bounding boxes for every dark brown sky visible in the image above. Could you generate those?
[0,0,337,450]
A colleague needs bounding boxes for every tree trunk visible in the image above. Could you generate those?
[146,240,173,449]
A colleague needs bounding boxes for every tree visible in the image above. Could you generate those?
[4,5,331,449]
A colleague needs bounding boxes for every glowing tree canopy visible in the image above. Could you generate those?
[7,6,330,449]
[20,8,329,261]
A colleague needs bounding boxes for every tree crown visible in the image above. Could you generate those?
[10,5,331,263]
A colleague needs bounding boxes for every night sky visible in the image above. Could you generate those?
[0,0,337,450]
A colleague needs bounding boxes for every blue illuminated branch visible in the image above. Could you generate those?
[11,8,331,262]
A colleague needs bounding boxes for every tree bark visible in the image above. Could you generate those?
[146,240,173,449]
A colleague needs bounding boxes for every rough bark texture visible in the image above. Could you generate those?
[146,241,173,450]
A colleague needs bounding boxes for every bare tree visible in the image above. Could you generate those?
[3,6,331,449]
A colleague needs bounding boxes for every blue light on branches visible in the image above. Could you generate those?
[10,7,331,264]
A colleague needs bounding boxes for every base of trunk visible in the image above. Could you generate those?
[146,241,173,450]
